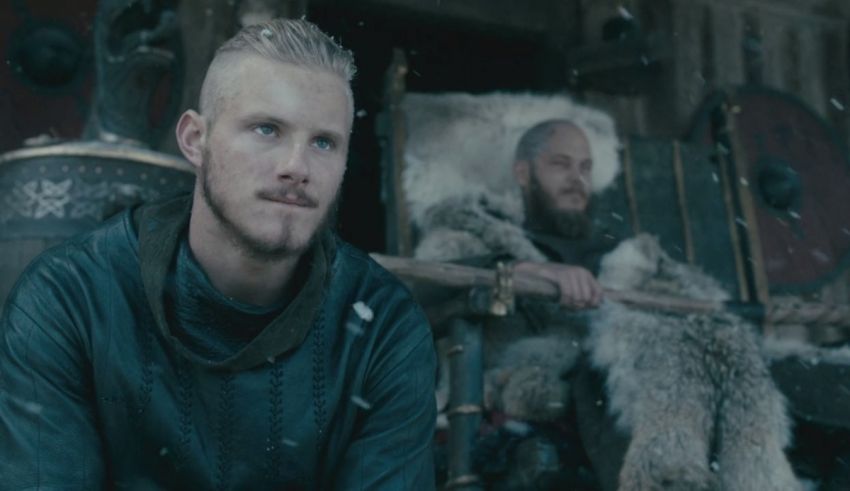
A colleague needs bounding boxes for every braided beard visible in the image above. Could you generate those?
[524,172,591,239]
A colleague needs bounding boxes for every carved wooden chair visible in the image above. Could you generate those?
[376,50,850,489]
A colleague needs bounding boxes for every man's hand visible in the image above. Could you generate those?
[513,261,603,309]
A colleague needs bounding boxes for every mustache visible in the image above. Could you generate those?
[256,186,319,208]
[562,181,589,198]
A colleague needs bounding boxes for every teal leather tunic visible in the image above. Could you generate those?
[0,195,436,490]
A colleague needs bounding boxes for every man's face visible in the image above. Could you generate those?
[197,56,351,259]
[528,124,592,214]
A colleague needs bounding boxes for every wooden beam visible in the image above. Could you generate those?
[377,49,411,255]
[370,253,850,327]
[313,0,564,34]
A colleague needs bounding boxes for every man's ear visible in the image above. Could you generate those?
[514,159,531,189]
[175,110,206,169]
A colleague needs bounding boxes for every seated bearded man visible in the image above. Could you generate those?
[418,119,801,491]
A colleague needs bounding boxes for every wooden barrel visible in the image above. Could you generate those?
[0,141,195,309]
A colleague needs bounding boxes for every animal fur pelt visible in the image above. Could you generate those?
[482,331,582,421]
[762,334,850,365]
[415,193,546,263]
[401,92,621,228]
[415,181,800,490]
[591,235,800,491]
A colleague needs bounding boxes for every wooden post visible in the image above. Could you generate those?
[621,139,641,235]
[722,95,772,330]
[445,317,484,490]
[713,96,752,303]
[377,49,411,255]
[671,140,696,264]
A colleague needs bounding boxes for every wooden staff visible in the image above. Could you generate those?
[370,253,850,328]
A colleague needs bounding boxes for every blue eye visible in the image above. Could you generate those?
[253,124,277,136]
[313,136,335,151]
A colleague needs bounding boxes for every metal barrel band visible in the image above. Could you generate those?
[490,261,515,316]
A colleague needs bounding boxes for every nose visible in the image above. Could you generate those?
[563,163,581,184]
[275,141,310,184]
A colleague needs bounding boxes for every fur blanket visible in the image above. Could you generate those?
[401,92,621,228]
[592,236,799,491]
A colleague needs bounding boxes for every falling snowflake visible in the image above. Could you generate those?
[352,302,374,322]
[831,98,845,111]
[282,438,298,448]
[351,395,372,410]
[710,461,720,472]
[345,321,364,336]
[23,401,43,415]
[356,109,368,118]
[261,28,273,38]
[811,249,830,263]
[617,6,633,19]
[503,419,532,436]
[159,447,169,456]
[610,212,623,221]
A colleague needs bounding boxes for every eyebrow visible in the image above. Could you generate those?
[240,112,346,142]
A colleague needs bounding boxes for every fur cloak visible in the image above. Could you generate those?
[404,92,800,490]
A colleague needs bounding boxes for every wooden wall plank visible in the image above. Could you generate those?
[710,4,745,87]
[761,16,788,90]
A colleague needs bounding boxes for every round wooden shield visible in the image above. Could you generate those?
[690,87,850,293]
[1,0,99,152]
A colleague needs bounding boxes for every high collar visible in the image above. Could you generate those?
[134,193,335,371]
[524,228,620,276]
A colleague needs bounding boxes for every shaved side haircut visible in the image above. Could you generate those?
[198,18,357,124]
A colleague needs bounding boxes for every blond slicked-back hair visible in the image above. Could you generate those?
[199,18,356,121]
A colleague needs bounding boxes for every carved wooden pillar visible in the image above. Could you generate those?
[445,317,484,491]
